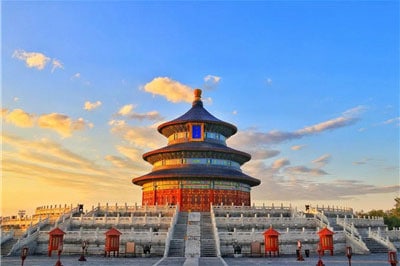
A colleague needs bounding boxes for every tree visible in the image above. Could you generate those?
[357,198,400,229]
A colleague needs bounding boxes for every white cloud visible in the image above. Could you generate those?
[271,158,290,169]
[229,106,366,147]
[204,75,221,90]
[251,149,280,160]
[116,104,164,121]
[383,117,400,126]
[51,59,64,72]
[71,73,81,79]
[143,77,193,103]
[312,154,331,167]
[353,158,371,165]
[109,121,165,149]
[118,104,134,116]
[291,145,306,151]
[284,165,328,176]
[84,101,102,111]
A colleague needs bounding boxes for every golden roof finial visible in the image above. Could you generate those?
[194,88,202,102]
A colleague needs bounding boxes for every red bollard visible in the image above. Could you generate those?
[389,251,398,266]
[21,247,29,266]
[346,246,352,266]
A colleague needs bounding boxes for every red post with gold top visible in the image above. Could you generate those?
[48,227,65,257]
[263,226,280,257]
[318,227,334,256]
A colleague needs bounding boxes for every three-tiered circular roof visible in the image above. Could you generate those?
[132,89,260,187]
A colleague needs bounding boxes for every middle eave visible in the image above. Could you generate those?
[143,141,251,165]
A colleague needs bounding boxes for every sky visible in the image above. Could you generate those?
[1,1,399,217]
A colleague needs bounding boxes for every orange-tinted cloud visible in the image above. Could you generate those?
[37,113,86,138]
[143,77,193,103]
[116,104,163,121]
[3,108,35,127]
[84,101,102,111]
[2,108,89,138]
[12,50,50,70]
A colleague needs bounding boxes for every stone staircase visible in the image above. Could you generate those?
[364,237,389,253]
[200,212,217,257]
[1,238,18,257]
[327,217,343,231]
[168,212,188,257]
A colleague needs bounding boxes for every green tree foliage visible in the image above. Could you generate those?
[357,198,400,229]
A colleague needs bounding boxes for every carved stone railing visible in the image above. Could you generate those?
[213,204,292,215]
[87,203,177,216]
[314,211,332,230]
[210,204,222,257]
[337,217,385,227]
[69,215,173,227]
[0,229,14,244]
[215,216,317,229]
[163,205,179,257]
[20,217,50,239]
[8,228,40,256]
[336,219,369,254]
[368,228,397,251]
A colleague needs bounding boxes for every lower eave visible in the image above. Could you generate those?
[132,165,260,187]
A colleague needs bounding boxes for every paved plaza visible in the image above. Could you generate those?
[1,253,393,266]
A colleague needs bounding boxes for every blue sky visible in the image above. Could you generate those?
[2,1,399,216]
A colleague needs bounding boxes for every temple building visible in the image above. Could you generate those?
[132,89,260,212]
[2,89,398,260]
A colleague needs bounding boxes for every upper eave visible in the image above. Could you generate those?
[157,100,237,138]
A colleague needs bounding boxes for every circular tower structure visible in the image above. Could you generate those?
[132,89,260,212]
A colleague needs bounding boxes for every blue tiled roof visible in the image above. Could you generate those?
[132,164,261,186]
[143,141,251,165]
[158,100,237,137]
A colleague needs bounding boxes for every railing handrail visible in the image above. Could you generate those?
[210,205,222,257]
[0,230,14,245]
[8,229,40,256]
[368,229,397,251]
[163,205,178,257]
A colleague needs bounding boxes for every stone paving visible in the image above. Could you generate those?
[0,253,393,266]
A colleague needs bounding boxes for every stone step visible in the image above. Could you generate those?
[364,238,389,253]
[1,238,18,257]
[167,212,188,257]
[200,213,217,257]
[198,257,226,266]
[168,240,185,257]
[157,257,186,265]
